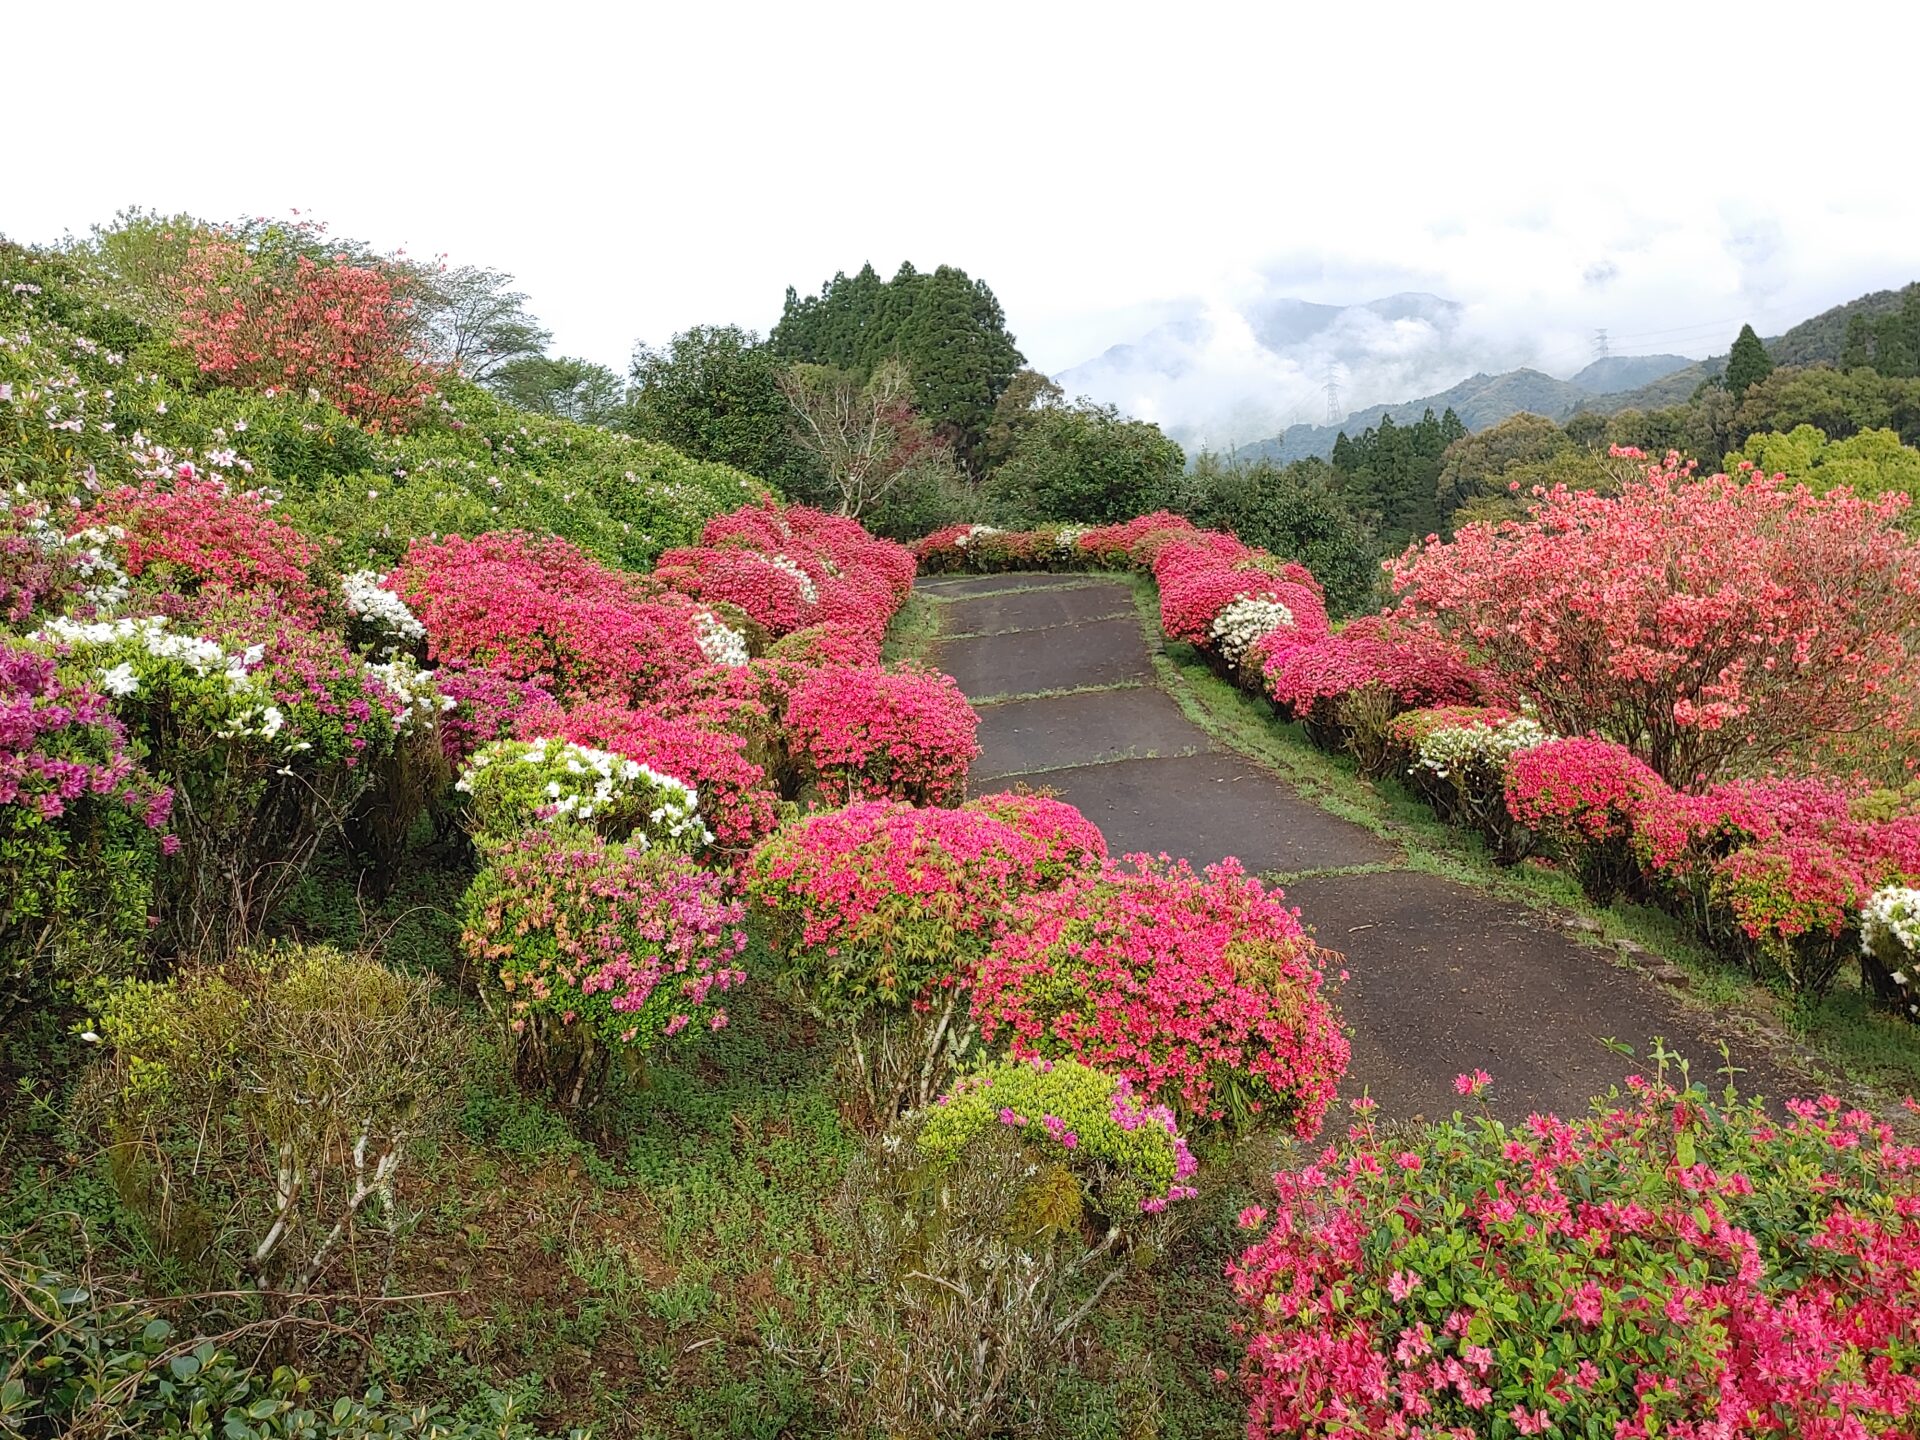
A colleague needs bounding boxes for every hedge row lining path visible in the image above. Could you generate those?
[920,571,1809,1122]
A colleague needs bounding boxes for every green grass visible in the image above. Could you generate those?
[971,678,1152,707]
[878,590,940,665]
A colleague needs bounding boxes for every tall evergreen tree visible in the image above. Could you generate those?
[1843,314,1874,371]
[770,262,1024,473]
[1725,324,1774,397]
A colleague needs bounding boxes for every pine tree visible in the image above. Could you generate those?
[1725,324,1774,397]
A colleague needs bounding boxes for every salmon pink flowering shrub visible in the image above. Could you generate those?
[514,697,778,854]
[920,1058,1199,1222]
[1,643,171,1007]
[1263,616,1488,725]
[1230,1073,1920,1439]
[785,663,979,807]
[75,479,327,622]
[973,856,1348,1136]
[392,531,705,703]
[460,827,747,1106]
[173,231,437,432]
[1390,454,1920,786]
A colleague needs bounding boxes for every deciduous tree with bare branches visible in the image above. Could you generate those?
[779,358,952,517]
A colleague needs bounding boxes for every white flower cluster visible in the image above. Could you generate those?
[753,551,818,605]
[1209,594,1295,667]
[1414,717,1555,779]
[458,737,711,848]
[30,614,297,749]
[368,657,456,734]
[954,525,1002,549]
[0,488,129,612]
[693,609,750,667]
[341,570,426,646]
[1860,885,1920,1017]
[1053,525,1090,554]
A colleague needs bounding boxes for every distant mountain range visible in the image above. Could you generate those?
[1055,281,1917,464]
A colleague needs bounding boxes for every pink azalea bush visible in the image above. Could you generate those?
[1262,616,1488,723]
[392,530,706,703]
[433,664,554,767]
[973,855,1349,1136]
[460,826,748,1103]
[785,663,980,807]
[1231,1073,1920,1438]
[1504,737,1668,902]
[1391,453,1920,787]
[652,543,816,636]
[2,643,172,1004]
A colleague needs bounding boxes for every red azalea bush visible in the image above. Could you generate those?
[393,531,705,702]
[657,656,811,785]
[173,231,437,431]
[785,663,979,807]
[1391,453,1920,787]
[765,621,882,669]
[514,697,779,854]
[1231,1074,1920,1439]
[652,543,816,636]
[76,480,326,621]
[973,856,1348,1135]
[1077,512,1200,567]
[433,664,554,767]
[1710,836,1868,997]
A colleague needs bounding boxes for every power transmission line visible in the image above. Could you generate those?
[1592,328,1610,360]
[1324,364,1341,426]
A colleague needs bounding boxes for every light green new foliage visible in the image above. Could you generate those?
[456,737,709,851]
[919,1059,1182,1218]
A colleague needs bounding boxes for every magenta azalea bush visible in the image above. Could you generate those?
[785,663,979,807]
[973,855,1349,1136]
[1231,1073,1920,1438]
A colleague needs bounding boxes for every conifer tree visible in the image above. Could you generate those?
[1725,323,1774,397]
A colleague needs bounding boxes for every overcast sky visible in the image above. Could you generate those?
[10,0,1917,386]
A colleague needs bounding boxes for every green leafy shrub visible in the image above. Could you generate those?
[0,1265,578,1439]
[74,944,459,1297]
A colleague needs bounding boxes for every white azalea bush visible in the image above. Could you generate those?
[341,568,426,654]
[456,736,710,852]
[693,607,751,667]
[1209,594,1295,668]
[1412,715,1554,780]
[1860,885,1920,1021]
[1396,710,1555,863]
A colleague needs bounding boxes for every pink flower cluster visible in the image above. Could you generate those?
[1260,615,1487,720]
[434,664,555,767]
[784,662,980,807]
[1230,1075,1920,1438]
[462,826,749,1049]
[76,479,327,622]
[0,643,171,830]
[972,855,1349,1135]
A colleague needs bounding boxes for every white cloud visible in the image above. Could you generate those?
[4,0,1914,419]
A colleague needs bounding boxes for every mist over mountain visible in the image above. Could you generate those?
[1051,291,1700,456]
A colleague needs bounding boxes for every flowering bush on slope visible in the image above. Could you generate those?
[514,696,778,853]
[1262,615,1488,722]
[1860,884,1920,1019]
[973,856,1348,1136]
[434,664,554,767]
[1,643,171,1005]
[392,530,705,703]
[460,827,747,1105]
[1504,737,1666,902]
[652,543,816,635]
[920,1058,1198,1222]
[173,230,437,431]
[75,479,327,622]
[456,736,707,852]
[1391,453,1920,786]
[1231,1074,1920,1439]
[785,663,979,807]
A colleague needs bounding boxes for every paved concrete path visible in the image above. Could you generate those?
[922,572,1807,1122]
